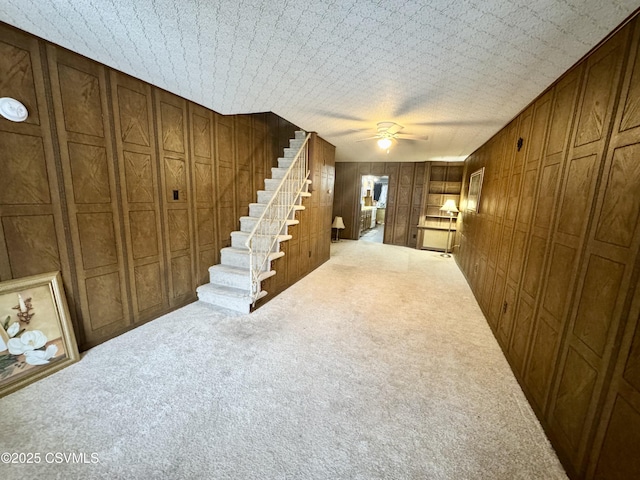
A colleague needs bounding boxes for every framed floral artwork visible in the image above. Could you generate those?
[0,271,79,398]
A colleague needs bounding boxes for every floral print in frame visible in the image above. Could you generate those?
[0,271,79,398]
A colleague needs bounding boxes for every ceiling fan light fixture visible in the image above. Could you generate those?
[377,137,392,150]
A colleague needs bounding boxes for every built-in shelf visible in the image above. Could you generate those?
[418,163,464,251]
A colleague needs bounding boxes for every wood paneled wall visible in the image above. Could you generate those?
[333,161,427,248]
[0,23,334,351]
[456,17,640,480]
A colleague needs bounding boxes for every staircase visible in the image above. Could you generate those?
[196,131,311,314]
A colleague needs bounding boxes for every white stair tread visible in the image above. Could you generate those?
[248,203,306,218]
[210,264,275,282]
[198,283,269,303]
[198,283,268,301]
[232,231,292,241]
[221,247,285,260]
[242,213,292,220]
[198,283,251,299]
[239,216,299,226]
[238,235,293,245]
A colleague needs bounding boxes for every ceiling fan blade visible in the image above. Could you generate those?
[396,134,429,141]
[356,135,382,142]
[376,121,396,132]
[324,128,371,138]
[313,109,368,122]
[410,120,503,127]
[387,123,404,135]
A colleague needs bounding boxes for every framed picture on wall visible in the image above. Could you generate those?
[0,271,79,398]
[466,167,485,213]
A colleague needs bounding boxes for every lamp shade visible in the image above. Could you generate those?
[332,216,346,229]
[440,199,459,213]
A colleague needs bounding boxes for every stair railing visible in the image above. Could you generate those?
[245,132,311,303]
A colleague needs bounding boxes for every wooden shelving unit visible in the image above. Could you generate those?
[418,163,464,251]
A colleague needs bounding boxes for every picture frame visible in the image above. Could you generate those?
[0,271,79,398]
[466,167,485,213]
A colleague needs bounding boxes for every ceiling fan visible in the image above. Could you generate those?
[357,122,428,151]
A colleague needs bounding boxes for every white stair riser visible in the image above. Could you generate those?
[231,232,282,251]
[208,264,275,289]
[209,267,251,290]
[231,231,251,248]
[249,203,291,217]
[245,237,280,252]
[278,158,294,169]
[197,287,251,314]
[240,217,288,234]
[249,203,268,217]
[221,250,272,271]
[283,147,298,158]
[257,190,273,204]
[255,190,304,204]
[294,130,306,140]
[249,203,303,219]
[271,167,289,179]
[264,179,311,193]
[289,138,305,149]
[264,178,292,191]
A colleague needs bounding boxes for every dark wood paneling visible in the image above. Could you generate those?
[216,114,236,248]
[189,103,217,286]
[546,26,630,474]
[333,162,359,239]
[589,271,640,479]
[0,25,74,333]
[48,45,130,346]
[455,18,640,480]
[235,115,253,218]
[111,71,169,324]
[154,89,196,308]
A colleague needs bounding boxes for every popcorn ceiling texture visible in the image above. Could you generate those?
[0,0,637,162]
[0,240,567,479]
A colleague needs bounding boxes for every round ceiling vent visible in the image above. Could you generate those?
[0,97,28,122]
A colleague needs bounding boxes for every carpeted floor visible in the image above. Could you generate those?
[0,240,567,480]
[358,224,384,243]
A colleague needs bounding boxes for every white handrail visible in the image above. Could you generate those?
[245,132,311,303]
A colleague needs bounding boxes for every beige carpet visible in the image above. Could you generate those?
[0,240,567,479]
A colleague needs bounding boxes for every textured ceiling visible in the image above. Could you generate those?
[1,0,638,162]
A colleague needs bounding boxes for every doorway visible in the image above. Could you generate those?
[358,175,388,243]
